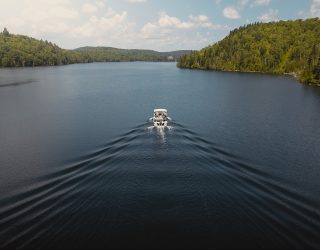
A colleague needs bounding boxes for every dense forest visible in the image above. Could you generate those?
[74,47,191,62]
[0,28,190,67]
[178,18,320,86]
[0,29,73,67]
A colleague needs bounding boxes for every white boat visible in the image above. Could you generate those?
[152,108,168,127]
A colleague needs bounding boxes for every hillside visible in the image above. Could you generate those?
[0,30,74,67]
[177,18,320,86]
[0,29,191,67]
[74,47,191,62]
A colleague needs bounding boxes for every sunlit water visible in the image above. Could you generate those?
[0,62,320,249]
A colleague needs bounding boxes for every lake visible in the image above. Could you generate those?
[0,62,319,249]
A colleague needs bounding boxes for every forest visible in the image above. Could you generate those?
[74,47,191,62]
[177,18,320,86]
[0,28,190,67]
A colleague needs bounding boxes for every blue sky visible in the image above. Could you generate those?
[0,0,319,51]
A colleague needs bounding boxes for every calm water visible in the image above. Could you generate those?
[0,62,320,249]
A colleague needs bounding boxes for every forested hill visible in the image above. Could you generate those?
[0,30,74,67]
[73,47,191,62]
[0,29,191,67]
[177,18,320,86]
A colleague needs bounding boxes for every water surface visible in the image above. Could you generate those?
[0,62,319,249]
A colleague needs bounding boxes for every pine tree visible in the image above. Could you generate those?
[3,28,10,36]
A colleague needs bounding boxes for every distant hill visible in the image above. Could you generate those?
[73,46,191,62]
[0,29,191,67]
[178,18,320,86]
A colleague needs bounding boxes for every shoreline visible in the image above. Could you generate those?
[0,60,177,69]
[179,66,320,87]
[176,65,320,86]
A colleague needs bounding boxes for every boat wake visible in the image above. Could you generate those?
[0,121,319,249]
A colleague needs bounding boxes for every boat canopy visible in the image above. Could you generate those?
[154,109,167,113]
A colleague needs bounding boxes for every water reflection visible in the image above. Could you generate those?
[147,122,174,145]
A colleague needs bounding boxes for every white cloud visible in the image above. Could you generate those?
[69,11,222,50]
[127,0,146,2]
[139,12,227,50]
[71,11,135,40]
[190,15,209,23]
[239,0,250,6]
[81,3,98,13]
[189,15,218,28]
[96,1,105,8]
[157,12,194,29]
[0,0,79,37]
[251,0,271,7]
[141,12,220,35]
[238,0,271,8]
[0,0,229,51]
[142,12,195,32]
[310,0,320,17]
[258,9,279,22]
[223,7,241,19]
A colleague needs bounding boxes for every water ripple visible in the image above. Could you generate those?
[0,122,319,249]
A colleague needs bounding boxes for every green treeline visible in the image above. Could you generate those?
[0,31,74,66]
[178,18,320,86]
[0,29,190,67]
[74,47,191,62]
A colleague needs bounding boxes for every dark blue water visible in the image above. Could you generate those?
[0,62,320,249]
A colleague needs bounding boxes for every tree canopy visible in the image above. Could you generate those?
[3,28,9,36]
[177,18,320,86]
[0,29,191,67]
[0,30,78,67]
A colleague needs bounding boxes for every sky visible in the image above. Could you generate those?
[0,0,319,51]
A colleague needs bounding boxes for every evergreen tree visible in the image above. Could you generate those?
[3,28,9,36]
[178,18,320,86]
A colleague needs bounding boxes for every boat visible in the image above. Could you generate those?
[152,108,168,127]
